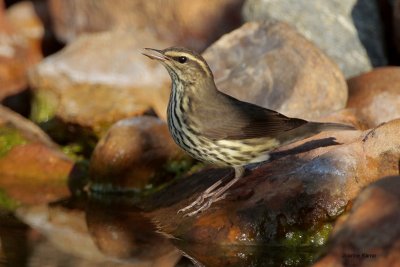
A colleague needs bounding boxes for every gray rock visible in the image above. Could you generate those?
[242,0,388,78]
[203,20,347,120]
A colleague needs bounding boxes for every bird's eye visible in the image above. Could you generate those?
[175,56,187,64]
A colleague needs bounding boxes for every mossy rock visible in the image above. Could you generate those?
[280,223,333,247]
[0,127,27,158]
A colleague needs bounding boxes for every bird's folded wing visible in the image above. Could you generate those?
[195,93,308,141]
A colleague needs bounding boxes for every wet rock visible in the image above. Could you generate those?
[89,116,190,192]
[313,176,400,267]
[0,105,72,205]
[242,0,387,78]
[28,30,171,139]
[16,197,181,266]
[48,0,243,51]
[146,119,400,249]
[0,1,43,102]
[203,20,347,120]
[347,67,400,128]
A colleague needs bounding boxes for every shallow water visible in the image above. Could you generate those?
[0,195,323,267]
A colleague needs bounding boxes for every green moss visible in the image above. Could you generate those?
[164,158,194,177]
[280,223,333,247]
[305,223,333,246]
[0,189,19,210]
[62,143,85,160]
[30,89,58,123]
[0,127,27,157]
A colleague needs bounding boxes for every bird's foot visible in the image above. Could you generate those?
[177,166,244,217]
[184,193,227,217]
[177,179,223,215]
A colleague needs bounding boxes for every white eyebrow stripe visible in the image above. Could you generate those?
[166,51,212,77]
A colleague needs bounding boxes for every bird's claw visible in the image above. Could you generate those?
[177,166,244,217]
[179,192,227,217]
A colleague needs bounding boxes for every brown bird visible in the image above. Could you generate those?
[142,47,354,216]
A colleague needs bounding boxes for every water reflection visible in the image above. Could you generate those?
[85,195,179,263]
[0,212,30,267]
[175,241,320,266]
[12,195,181,266]
[3,193,325,267]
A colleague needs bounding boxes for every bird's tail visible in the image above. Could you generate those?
[311,122,356,132]
[278,121,355,146]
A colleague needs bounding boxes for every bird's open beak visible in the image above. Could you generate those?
[141,48,169,61]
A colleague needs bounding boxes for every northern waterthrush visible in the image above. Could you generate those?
[142,47,354,216]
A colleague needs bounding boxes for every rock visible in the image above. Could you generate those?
[203,20,348,120]
[347,67,400,128]
[28,30,171,139]
[145,118,400,257]
[0,1,43,102]
[242,0,387,78]
[0,105,72,205]
[313,176,400,267]
[16,197,181,266]
[89,116,190,192]
[48,0,243,51]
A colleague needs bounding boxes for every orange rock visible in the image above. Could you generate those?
[0,106,72,205]
[0,1,43,100]
[89,116,190,192]
[347,67,400,128]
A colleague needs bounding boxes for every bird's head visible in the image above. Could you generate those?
[141,47,214,85]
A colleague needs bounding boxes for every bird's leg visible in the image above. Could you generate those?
[178,166,245,217]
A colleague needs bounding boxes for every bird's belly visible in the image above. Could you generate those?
[169,122,279,166]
